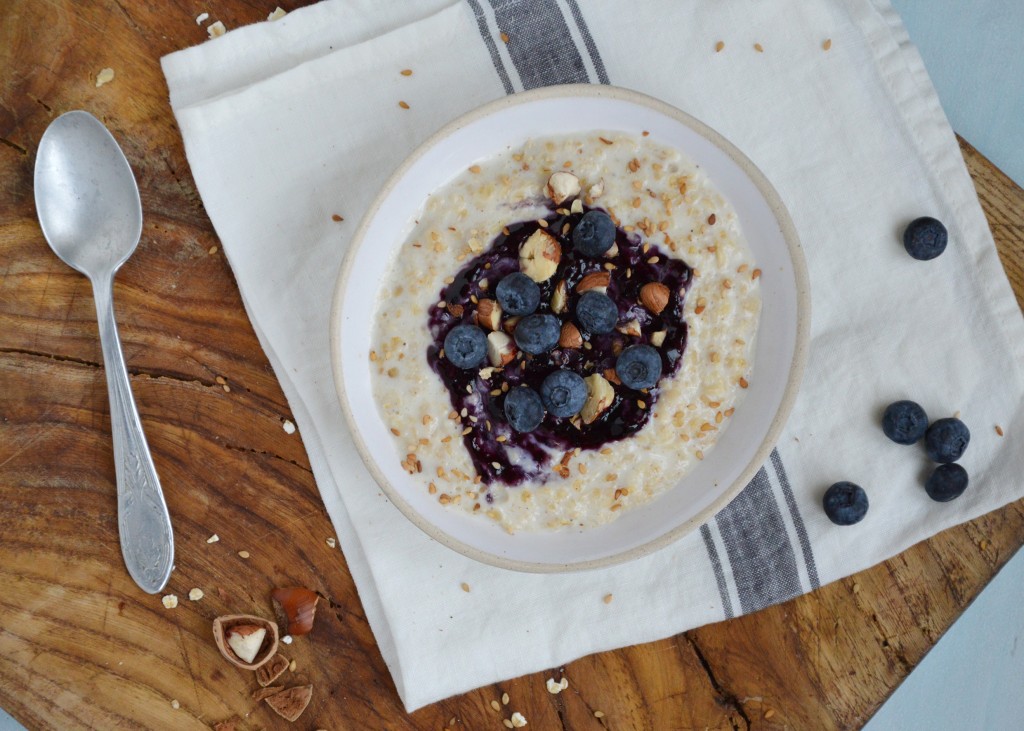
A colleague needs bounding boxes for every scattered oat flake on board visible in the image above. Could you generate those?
[238,550,250,559]
[490,700,502,712]
[501,692,509,705]
[195,12,209,24]
[268,7,287,21]
[95,68,114,87]
[764,708,776,719]
[208,245,218,255]
[207,20,226,38]
[282,634,293,644]
[207,534,219,543]
[546,677,568,694]
[283,419,296,434]
[188,588,204,601]
[326,537,337,548]
[170,699,180,709]
[510,712,527,727]
[162,595,178,609]
[594,710,605,718]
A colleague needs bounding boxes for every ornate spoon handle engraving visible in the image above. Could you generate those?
[93,277,174,593]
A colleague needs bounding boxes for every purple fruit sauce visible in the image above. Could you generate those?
[427,205,692,489]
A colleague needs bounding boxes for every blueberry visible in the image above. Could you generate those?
[924,417,970,463]
[615,344,662,390]
[495,272,541,316]
[575,291,618,334]
[822,481,868,526]
[514,313,561,354]
[504,386,545,432]
[881,400,928,445]
[572,210,616,257]
[540,369,587,418]
[443,324,487,369]
[924,463,969,502]
[903,216,948,261]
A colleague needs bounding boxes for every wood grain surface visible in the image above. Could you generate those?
[1,2,1022,729]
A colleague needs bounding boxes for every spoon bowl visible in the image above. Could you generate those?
[34,111,174,594]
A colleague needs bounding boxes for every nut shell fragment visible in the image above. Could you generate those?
[271,587,320,637]
[212,615,279,670]
[256,654,290,687]
[264,684,313,722]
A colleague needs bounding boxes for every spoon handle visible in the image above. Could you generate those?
[92,276,174,594]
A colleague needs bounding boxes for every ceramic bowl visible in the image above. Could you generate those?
[331,84,809,572]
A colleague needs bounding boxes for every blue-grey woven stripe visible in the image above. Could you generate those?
[486,0,589,88]
[700,524,734,619]
[465,0,516,94]
[714,465,803,614]
[563,0,610,84]
[771,449,820,589]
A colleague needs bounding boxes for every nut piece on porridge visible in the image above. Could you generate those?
[546,171,581,205]
[581,374,615,424]
[519,228,561,281]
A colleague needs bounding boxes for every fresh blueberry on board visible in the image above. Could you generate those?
[443,324,487,369]
[903,216,948,261]
[615,344,663,390]
[540,369,587,418]
[822,481,869,525]
[513,313,561,354]
[881,400,929,445]
[495,272,541,316]
[575,290,618,334]
[572,210,616,257]
[924,417,970,463]
[924,463,969,502]
[504,386,545,432]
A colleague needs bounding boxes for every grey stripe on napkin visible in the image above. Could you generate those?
[465,0,818,621]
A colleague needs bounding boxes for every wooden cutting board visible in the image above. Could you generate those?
[1,2,1022,729]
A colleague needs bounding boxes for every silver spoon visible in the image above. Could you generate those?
[34,111,174,594]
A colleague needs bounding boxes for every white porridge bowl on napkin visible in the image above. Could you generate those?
[331,84,809,571]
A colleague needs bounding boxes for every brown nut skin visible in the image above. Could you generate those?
[640,282,670,314]
[212,614,279,671]
[559,322,583,349]
[271,587,320,637]
[576,271,611,294]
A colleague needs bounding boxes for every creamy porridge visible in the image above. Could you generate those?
[369,131,761,533]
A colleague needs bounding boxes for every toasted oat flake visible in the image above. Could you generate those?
[188,588,204,601]
[170,699,180,710]
[267,6,286,20]
[207,534,219,543]
[510,712,527,727]
[195,12,209,24]
[546,677,567,694]
[207,20,226,38]
[764,709,776,719]
[326,537,337,548]
[162,594,178,609]
[238,550,250,559]
[283,419,296,434]
[503,721,513,730]
[594,710,605,718]
[95,68,115,88]
[491,700,502,712]
[289,659,297,672]
[501,692,510,705]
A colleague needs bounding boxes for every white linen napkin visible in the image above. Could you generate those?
[161,0,1024,711]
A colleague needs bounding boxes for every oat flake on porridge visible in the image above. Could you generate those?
[370,131,760,533]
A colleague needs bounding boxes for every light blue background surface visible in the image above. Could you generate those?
[2,2,1021,729]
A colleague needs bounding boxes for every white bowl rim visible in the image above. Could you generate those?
[330,83,810,573]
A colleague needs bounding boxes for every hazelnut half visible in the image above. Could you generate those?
[271,587,319,637]
[640,282,670,314]
[559,322,583,349]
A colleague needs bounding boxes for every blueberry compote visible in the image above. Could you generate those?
[427,205,692,489]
